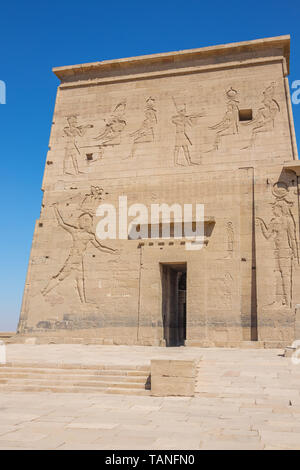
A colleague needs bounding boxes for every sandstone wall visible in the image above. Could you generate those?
[18,37,300,346]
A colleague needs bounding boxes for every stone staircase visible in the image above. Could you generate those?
[0,362,151,395]
[0,332,15,343]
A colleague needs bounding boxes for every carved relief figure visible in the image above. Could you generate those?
[93,100,127,158]
[127,97,157,159]
[63,115,93,175]
[223,272,234,308]
[242,83,280,149]
[209,272,233,309]
[42,203,117,304]
[207,87,239,151]
[80,185,105,215]
[172,98,204,166]
[226,221,234,258]
[256,182,298,308]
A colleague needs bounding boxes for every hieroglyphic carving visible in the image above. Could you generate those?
[63,115,93,175]
[172,98,204,166]
[42,202,117,304]
[256,181,298,308]
[207,88,239,151]
[223,272,234,308]
[92,100,127,159]
[242,83,280,149]
[209,272,233,309]
[225,221,234,258]
[126,97,157,159]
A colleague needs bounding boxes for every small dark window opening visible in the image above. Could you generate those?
[239,109,253,122]
[86,153,93,161]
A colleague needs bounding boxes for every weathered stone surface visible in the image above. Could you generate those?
[151,359,196,396]
[152,359,195,377]
[151,376,195,397]
[16,35,300,347]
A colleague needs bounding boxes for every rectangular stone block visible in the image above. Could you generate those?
[150,359,195,396]
[151,359,195,378]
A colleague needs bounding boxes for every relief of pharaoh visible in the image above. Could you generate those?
[172,99,204,166]
[256,184,299,308]
[127,97,157,159]
[42,203,117,304]
[63,115,93,175]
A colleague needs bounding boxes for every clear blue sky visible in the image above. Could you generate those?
[0,0,299,331]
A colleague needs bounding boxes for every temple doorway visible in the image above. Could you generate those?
[161,263,187,347]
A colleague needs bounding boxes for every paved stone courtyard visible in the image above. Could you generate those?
[0,345,300,449]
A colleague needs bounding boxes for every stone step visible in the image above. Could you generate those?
[0,362,150,371]
[0,368,149,378]
[0,362,151,395]
[0,384,151,395]
[0,372,148,383]
[0,377,147,389]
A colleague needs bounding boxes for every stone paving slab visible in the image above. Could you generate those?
[0,345,299,449]
[5,344,202,366]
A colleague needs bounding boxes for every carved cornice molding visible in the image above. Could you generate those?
[56,57,288,90]
[53,35,290,87]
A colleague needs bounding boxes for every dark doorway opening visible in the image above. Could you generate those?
[161,263,187,347]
